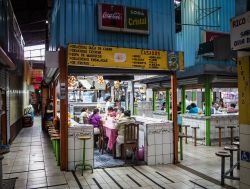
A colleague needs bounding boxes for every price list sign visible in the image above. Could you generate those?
[238,56,250,124]
[67,44,168,71]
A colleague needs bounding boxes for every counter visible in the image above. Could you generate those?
[68,119,94,170]
[65,116,173,169]
[134,116,173,165]
[181,113,239,145]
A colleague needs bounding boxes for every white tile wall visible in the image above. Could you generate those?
[67,125,94,170]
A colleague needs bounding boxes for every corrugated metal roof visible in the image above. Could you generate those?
[176,0,236,68]
[50,0,175,51]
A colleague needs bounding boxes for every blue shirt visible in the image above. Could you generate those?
[189,107,199,113]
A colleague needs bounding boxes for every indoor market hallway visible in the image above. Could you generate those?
[3,117,227,189]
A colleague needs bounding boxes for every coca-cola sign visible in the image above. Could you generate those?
[98,4,124,31]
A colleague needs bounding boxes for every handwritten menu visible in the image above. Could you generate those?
[67,44,168,71]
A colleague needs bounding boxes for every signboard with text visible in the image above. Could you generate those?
[230,11,250,50]
[126,7,149,34]
[67,44,184,72]
[98,3,149,34]
[203,30,226,42]
[98,4,124,31]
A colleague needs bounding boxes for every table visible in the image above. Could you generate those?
[103,120,118,150]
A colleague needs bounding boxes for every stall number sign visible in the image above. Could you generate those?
[230,11,250,50]
[68,44,167,70]
[98,3,149,34]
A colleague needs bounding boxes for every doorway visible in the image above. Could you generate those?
[0,89,7,144]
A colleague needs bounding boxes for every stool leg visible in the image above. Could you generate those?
[56,140,60,166]
[230,151,233,177]
[219,128,221,147]
[185,127,188,144]
[82,140,86,176]
[237,149,240,170]
[221,157,225,186]
[55,140,58,162]
[194,128,197,146]
[230,128,233,145]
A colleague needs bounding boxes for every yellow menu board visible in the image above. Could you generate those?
[68,44,168,71]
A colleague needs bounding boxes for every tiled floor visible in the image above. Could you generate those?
[181,141,240,188]
[2,117,228,189]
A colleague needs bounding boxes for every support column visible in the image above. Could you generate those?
[152,90,156,112]
[237,54,250,189]
[204,76,211,146]
[165,88,170,120]
[179,86,185,160]
[192,90,196,102]
[171,72,178,164]
[59,47,68,171]
[181,87,186,114]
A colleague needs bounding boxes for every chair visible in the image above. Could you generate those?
[215,126,224,147]
[98,122,108,154]
[122,123,139,162]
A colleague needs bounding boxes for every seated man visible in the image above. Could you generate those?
[115,110,135,158]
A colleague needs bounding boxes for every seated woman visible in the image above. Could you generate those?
[79,108,89,124]
[189,103,200,113]
[227,103,238,113]
[107,106,117,117]
[89,108,102,135]
[115,110,135,158]
[116,107,125,120]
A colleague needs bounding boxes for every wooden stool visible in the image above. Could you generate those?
[182,125,190,144]
[75,135,93,175]
[227,125,236,144]
[215,151,231,186]
[215,126,224,147]
[224,145,238,177]
[233,141,240,169]
[191,126,199,146]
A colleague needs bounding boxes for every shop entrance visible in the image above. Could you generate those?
[47,45,184,171]
[0,89,7,144]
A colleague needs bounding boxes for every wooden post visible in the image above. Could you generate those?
[171,72,178,164]
[165,88,171,120]
[59,47,68,171]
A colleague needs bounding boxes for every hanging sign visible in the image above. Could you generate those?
[98,4,124,31]
[230,11,250,50]
[68,44,167,70]
[67,44,184,71]
[125,7,149,34]
[98,3,149,34]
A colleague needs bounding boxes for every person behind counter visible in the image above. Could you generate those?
[89,108,101,134]
[115,110,135,158]
[189,103,200,113]
[79,108,89,124]
[105,96,112,113]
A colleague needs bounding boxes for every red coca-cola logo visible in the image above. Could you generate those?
[101,4,124,28]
